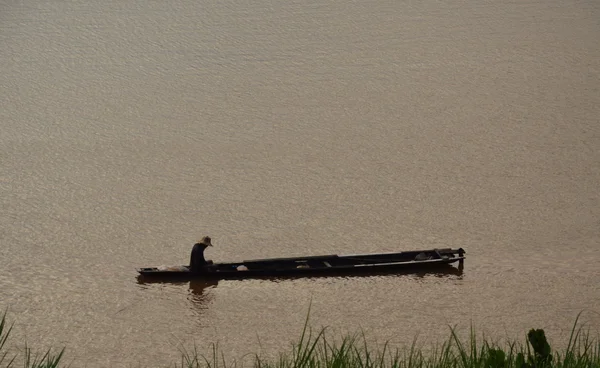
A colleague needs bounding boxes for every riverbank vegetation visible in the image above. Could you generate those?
[1,311,598,368]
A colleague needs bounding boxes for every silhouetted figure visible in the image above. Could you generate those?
[190,236,213,272]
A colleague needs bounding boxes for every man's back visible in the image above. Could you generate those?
[190,243,208,271]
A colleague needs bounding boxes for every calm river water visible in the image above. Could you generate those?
[1,0,599,366]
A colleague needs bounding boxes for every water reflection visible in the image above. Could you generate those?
[135,264,463,286]
[282,264,463,281]
[389,265,465,284]
[136,276,219,310]
[188,280,219,307]
[235,264,464,283]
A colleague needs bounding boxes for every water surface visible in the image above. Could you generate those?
[1,0,599,366]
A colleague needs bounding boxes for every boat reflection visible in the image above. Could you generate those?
[266,263,464,281]
[412,263,464,278]
[135,265,462,314]
[136,263,463,284]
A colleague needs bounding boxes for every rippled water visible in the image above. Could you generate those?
[1,0,599,366]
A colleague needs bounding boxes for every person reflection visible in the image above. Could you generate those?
[188,279,218,308]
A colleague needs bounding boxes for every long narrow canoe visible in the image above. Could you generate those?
[137,248,465,280]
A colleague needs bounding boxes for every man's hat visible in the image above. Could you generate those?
[199,236,213,246]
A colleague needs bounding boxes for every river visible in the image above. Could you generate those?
[1,0,599,366]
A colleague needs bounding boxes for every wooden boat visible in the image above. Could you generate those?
[137,247,465,280]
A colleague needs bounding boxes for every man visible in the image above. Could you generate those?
[190,236,214,272]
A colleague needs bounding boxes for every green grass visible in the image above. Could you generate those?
[176,312,599,368]
[1,311,64,368]
[1,310,599,368]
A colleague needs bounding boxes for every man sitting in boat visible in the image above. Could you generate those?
[190,236,214,272]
